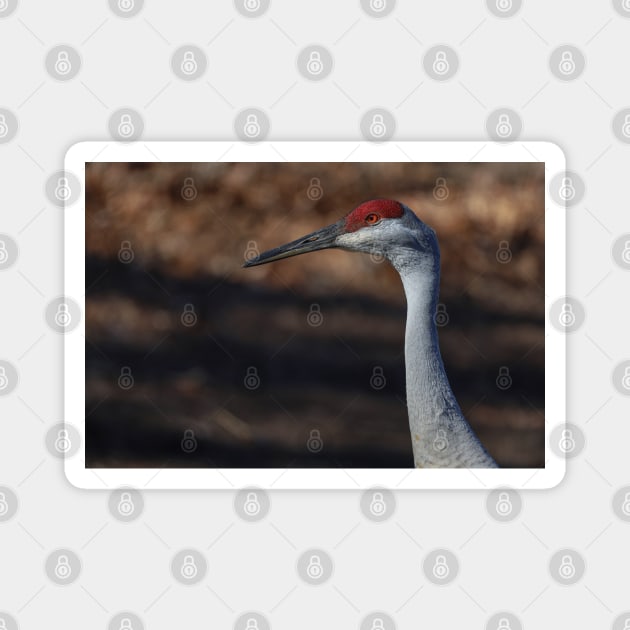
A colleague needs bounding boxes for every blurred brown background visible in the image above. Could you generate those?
[85,161,545,469]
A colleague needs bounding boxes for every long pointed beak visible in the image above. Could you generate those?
[243,220,344,268]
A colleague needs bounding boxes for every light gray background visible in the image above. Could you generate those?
[1,1,629,628]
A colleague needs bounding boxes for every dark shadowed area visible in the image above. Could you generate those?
[85,161,545,469]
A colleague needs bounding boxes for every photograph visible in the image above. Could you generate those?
[84,160,545,469]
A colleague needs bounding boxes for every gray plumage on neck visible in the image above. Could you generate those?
[392,213,496,468]
[339,207,497,468]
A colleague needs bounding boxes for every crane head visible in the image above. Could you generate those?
[243,199,438,268]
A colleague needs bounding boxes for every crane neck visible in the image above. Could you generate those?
[390,247,497,468]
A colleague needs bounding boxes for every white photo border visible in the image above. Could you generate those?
[65,141,565,490]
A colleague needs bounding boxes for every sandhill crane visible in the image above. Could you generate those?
[244,199,497,468]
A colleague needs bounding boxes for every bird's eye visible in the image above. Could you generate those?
[365,213,380,225]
